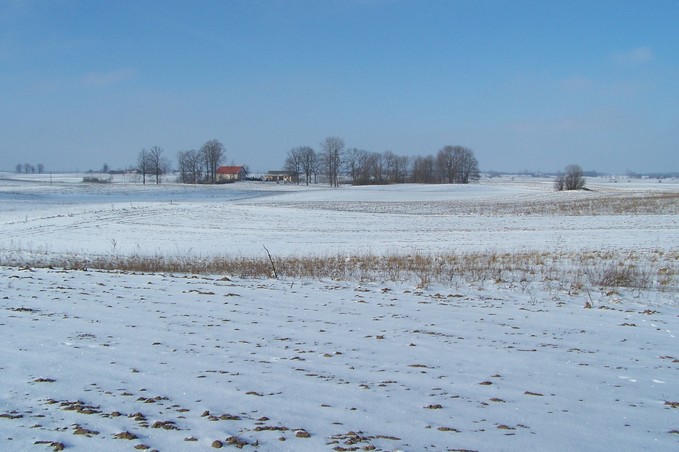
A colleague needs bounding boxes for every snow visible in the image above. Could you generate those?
[2,269,678,451]
[1,175,678,451]
[1,175,677,258]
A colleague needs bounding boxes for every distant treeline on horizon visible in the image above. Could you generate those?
[5,168,679,180]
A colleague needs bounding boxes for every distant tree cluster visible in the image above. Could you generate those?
[285,138,480,186]
[321,136,345,187]
[135,146,172,185]
[15,163,44,174]
[284,146,317,185]
[175,139,226,184]
[129,139,226,185]
[344,148,412,185]
[127,136,479,188]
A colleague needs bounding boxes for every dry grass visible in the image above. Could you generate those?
[586,260,654,289]
[544,191,679,216]
[3,249,677,292]
[264,190,679,216]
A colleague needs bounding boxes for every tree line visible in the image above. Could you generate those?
[137,136,479,187]
[135,139,226,185]
[286,137,480,186]
[15,163,45,174]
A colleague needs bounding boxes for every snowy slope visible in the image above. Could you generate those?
[1,176,678,451]
[1,178,677,258]
[1,267,677,451]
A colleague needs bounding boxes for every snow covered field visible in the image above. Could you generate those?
[1,175,678,451]
[1,174,677,259]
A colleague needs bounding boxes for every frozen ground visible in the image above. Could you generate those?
[1,267,678,451]
[1,174,677,259]
[1,174,678,451]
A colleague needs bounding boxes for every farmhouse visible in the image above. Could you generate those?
[263,171,298,183]
[216,166,247,182]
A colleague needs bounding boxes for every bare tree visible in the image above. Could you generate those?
[320,136,344,187]
[177,150,195,183]
[411,155,436,183]
[367,152,385,184]
[148,146,168,184]
[555,164,585,191]
[397,155,411,183]
[37,163,45,174]
[454,146,480,184]
[285,147,304,185]
[15,164,22,173]
[298,146,317,185]
[436,146,457,183]
[436,145,479,184]
[344,147,369,184]
[136,148,151,185]
[176,151,189,183]
[384,151,410,183]
[189,150,204,183]
[384,151,398,183]
[177,150,205,184]
[200,139,225,183]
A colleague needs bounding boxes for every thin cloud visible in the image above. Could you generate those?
[81,68,137,87]
[612,47,654,66]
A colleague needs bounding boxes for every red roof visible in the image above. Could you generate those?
[216,166,246,175]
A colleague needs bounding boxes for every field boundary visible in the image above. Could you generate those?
[2,249,676,293]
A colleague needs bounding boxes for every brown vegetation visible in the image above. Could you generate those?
[3,249,676,292]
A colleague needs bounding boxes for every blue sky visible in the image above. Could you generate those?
[1,0,677,174]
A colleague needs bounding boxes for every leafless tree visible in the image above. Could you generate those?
[435,145,479,184]
[384,151,398,183]
[15,164,22,173]
[298,146,317,185]
[320,136,344,187]
[190,150,204,182]
[136,148,151,185]
[436,146,457,183]
[285,147,304,184]
[554,164,585,191]
[367,152,385,184]
[148,146,169,184]
[397,155,411,183]
[177,150,203,184]
[411,155,436,183]
[37,163,45,174]
[344,147,369,184]
[176,151,189,183]
[384,151,410,183]
[454,146,480,184]
[200,139,225,183]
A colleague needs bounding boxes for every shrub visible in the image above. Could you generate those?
[587,261,653,289]
[555,164,585,191]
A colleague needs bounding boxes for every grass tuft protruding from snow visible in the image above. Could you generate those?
[2,249,677,292]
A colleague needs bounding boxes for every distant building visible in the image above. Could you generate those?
[263,171,298,183]
[216,166,248,182]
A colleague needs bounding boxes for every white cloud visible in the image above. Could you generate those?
[81,68,137,87]
[612,47,654,66]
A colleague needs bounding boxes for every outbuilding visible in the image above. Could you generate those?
[263,171,298,183]
[216,166,248,182]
